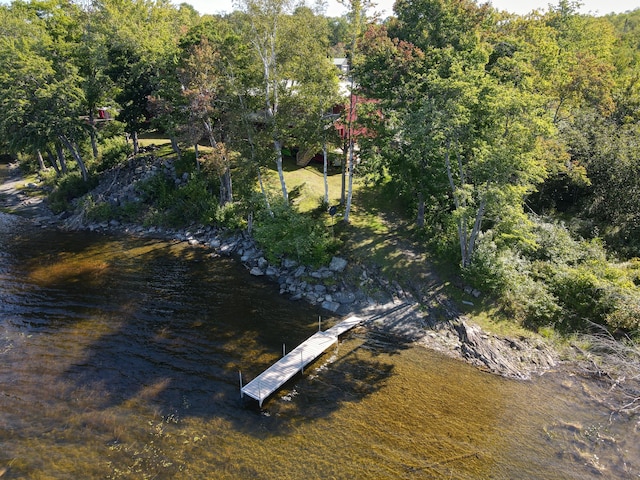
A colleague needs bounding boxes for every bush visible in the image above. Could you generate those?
[84,196,143,224]
[215,202,246,230]
[48,172,98,213]
[253,200,340,266]
[468,220,640,333]
[137,172,219,227]
[97,137,132,172]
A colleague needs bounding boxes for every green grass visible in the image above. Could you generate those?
[262,160,343,213]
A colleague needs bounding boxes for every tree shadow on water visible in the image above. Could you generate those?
[8,229,416,438]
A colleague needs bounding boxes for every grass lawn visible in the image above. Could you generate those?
[253,156,341,212]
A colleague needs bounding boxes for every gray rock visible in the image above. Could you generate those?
[333,291,356,304]
[250,267,264,276]
[329,256,348,272]
[321,300,341,312]
[282,258,297,269]
[265,266,279,277]
[219,242,236,255]
[294,266,306,278]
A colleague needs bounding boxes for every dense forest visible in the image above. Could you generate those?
[1,0,640,338]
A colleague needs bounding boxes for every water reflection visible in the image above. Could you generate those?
[0,217,637,479]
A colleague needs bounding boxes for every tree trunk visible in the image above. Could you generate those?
[416,190,425,228]
[273,139,288,202]
[170,135,181,160]
[59,134,88,181]
[343,139,355,223]
[45,148,60,175]
[219,166,233,206]
[132,131,139,155]
[36,150,45,171]
[463,197,487,268]
[445,145,468,267]
[88,111,99,159]
[341,141,347,205]
[55,142,68,175]
[323,140,329,205]
[257,165,273,216]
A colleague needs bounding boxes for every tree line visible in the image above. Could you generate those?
[1,0,640,335]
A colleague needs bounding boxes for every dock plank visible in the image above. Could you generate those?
[241,315,362,406]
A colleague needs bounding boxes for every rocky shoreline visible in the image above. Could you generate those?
[1,158,559,380]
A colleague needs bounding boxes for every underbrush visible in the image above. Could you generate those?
[136,172,220,227]
[252,198,341,267]
[465,219,640,336]
[48,172,98,214]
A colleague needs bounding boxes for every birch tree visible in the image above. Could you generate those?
[234,0,339,204]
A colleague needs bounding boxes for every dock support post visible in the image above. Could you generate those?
[318,315,321,332]
[239,371,243,399]
[283,343,286,357]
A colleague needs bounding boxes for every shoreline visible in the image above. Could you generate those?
[0,158,560,381]
[3,158,640,417]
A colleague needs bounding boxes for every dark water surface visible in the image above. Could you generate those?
[0,216,637,479]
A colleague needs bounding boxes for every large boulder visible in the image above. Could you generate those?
[329,256,348,272]
[321,300,341,312]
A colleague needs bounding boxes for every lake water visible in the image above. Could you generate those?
[0,215,637,479]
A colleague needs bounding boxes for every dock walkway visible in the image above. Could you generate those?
[240,315,362,406]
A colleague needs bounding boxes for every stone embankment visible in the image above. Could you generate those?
[1,155,558,380]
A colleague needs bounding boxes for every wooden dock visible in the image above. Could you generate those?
[240,315,362,406]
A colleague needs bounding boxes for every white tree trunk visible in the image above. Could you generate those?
[464,197,487,268]
[323,140,329,205]
[59,134,88,181]
[36,150,45,170]
[343,139,355,223]
[274,139,288,202]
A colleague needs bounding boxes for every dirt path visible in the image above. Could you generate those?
[0,162,52,219]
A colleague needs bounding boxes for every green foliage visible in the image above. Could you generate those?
[84,195,142,223]
[214,202,246,230]
[253,200,340,267]
[84,197,113,222]
[97,137,132,172]
[467,219,640,333]
[48,172,97,213]
[137,172,220,227]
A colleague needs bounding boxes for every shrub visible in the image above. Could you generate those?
[98,137,132,172]
[467,221,640,333]
[85,197,113,222]
[253,200,340,266]
[215,202,246,230]
[48,172,98,213]
[136,172,219,227]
